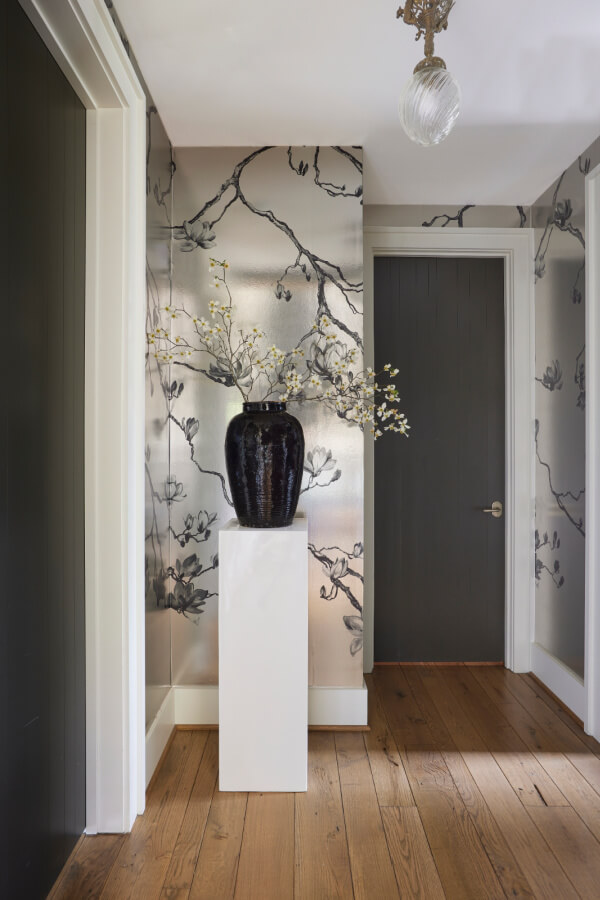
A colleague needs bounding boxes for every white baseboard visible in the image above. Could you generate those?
[174,684,220,725]
[172,681,368,727]
[146,680,369,785]
[308,681,368,726]
[145,688,175,787]
[531,643,585,720]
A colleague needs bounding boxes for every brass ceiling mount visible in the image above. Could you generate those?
[397,0,455,72]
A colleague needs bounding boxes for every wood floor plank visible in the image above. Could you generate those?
[403,668,536,899]
[373,666,438,751]
[381,807,445,900]
[440,666,568,807]
[159,731,219,900]
[373,667,504,899]
[440,749,537,900]
[364,674,414,807]
[49,669,600,900]
[295,732,354,900]
[233,793,294,900]
[101,731,207,900]
[188,789,248,900]
[421,667,579,900]
[499,668,600,795]
[471,665,600,843]
[528,806,600,899]
[524,673,600,758]
[401,667,454,749]
[48,835,125,900]
[335,732,400,899]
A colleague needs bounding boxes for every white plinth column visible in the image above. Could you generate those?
[218,517,308,791]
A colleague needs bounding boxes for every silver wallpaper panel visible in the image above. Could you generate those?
[532,143,599,678]
[144,109,174,724]
[169,147,364,687]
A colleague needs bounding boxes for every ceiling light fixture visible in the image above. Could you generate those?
[397,0,460,147]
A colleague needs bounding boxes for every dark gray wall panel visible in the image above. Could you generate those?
[1,2,86,896]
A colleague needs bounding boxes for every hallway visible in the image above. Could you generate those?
[49,666,600,899]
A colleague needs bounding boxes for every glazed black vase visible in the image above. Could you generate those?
[225,402,305,528]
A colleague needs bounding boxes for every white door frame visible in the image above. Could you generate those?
[363,227,535,675]
[19,0,146,832]
[585,164,600,739]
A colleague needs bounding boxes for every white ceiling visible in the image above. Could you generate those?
[114,0,600,206]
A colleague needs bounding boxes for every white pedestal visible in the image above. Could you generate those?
[218,516,308,791]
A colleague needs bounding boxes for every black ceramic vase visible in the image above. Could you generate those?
[224,401,305,528]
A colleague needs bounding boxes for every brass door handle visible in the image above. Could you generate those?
[482,501,503,518]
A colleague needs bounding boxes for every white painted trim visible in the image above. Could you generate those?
[363,227,535,675]
[174,686,220,727]
[585,163,600,740]
[170,683,368,729]
[531,643,586,721]
[308,681,368,726]
[20,0,147,832]
[145,689,175,789]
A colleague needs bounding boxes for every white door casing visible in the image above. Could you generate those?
[19,0,146,832]
[585,164,600,739]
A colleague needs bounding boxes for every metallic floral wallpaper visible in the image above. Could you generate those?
[144,110,175,724]
[166,147,365,687]
[532,140,600,678]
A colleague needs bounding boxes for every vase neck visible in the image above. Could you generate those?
[243,401,286,413]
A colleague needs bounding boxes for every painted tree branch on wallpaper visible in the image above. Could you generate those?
[173,147,364,350]
[535,420,584,538]
[422,203,527,228]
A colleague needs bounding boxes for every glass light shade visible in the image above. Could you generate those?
[399,66,461,147]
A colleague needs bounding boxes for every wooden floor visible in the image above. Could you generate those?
[49,666,600,899]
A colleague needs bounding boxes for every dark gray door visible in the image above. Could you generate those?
[374,256,505,662]
[1,1,86,896]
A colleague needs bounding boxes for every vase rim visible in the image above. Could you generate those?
[243,401,287,412]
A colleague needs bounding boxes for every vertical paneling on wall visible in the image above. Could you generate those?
[1,1,86,895]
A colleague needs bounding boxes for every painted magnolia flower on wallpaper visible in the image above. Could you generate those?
[149,259,409,439]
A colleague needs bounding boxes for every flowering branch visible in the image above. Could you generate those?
[166,551,219,620]
[308,541,365,656]
[149,261,409,441]
[535,529,564,588]
[308,543,362,613]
